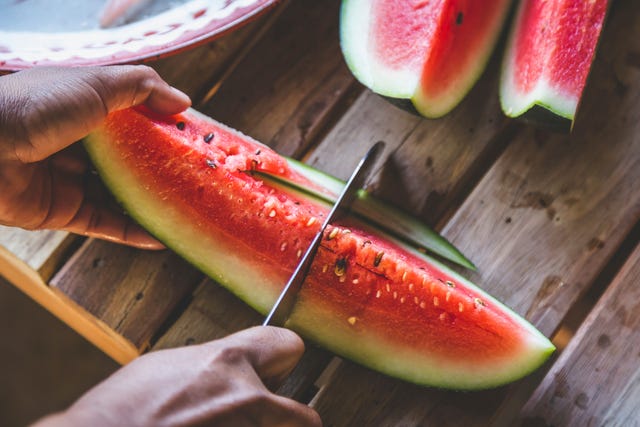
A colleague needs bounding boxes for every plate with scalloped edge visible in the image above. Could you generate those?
[0,0,278,70]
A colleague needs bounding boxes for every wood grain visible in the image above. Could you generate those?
[201,0,358,158]
[50,239,202,355]
[308,48,512,227]
[520,241,640,426]
[152,5,281,100]
[1,0,639,424]
[153,279,262,349]
[310,1,640,425]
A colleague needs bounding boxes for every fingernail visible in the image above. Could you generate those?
[170,86,191,102]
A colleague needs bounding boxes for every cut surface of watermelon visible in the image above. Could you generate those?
[340,0,512,117]
[500,0,608,126]
[85,107,554,389]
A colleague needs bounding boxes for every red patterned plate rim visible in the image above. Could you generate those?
[0,0,278,70]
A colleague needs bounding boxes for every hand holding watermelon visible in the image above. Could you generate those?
[0,65,191,249]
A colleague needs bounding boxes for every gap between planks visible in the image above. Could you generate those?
[491,219,640,425]
[550,212,640,350]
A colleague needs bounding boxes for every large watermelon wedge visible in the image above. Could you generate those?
[84,107,554,389]
[340,0,512,118]
[500,0,609,129]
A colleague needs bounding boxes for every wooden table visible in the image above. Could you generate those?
[2,1,640,425]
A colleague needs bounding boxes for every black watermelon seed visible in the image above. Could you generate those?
[176,121,186,130]
[335,258,347,276]
[204,132,214,143]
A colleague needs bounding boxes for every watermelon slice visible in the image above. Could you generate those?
[340,0,512,118]
[500,0,609,129]
[85,107,554,389]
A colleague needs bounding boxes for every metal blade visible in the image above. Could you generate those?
[262,141,385,327]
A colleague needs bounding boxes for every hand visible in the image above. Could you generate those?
[35,327,322,427]
[0,66,191,249]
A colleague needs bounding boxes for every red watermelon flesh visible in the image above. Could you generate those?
[85,107,554,389]
[370,0,443,78]
[341,0,512,117]
[500,0,608,126]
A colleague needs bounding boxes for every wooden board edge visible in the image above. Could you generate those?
[0,245,139,365]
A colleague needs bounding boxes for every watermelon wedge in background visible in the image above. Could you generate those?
[340,0,512,118]
[500,0,609,130]
[85,107,555,389]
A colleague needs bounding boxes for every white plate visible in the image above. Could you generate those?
[0,0,277,70]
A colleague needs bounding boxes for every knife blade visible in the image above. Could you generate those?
[262,140,385,327]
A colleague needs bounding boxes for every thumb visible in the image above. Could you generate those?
[210,326,306,389]
[85,65,192,115]
[4,65,191,163]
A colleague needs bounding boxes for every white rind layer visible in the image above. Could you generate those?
[499,0,578,121]
[340,0,420,98]
[500,64,578,121]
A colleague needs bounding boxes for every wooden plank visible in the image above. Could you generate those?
[153,279,262,349]
[310,1,640,425]
[151,5,280,99]
[201,0,358,158]
[307,56,512,227]
[50,239,202,356]
[519,241,640,426]
[0,229,143,362]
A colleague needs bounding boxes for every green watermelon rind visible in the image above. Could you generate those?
[261,160,477,270]
[84,108,555,390]
[500,74,577,122]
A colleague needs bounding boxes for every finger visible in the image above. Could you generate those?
[37,167,165,249]
[5,65,191,163]
[63,200,165,250]
[265,395,323,427]
[208,326,306,388]
[87,65,191,115]
[218,393,322,427]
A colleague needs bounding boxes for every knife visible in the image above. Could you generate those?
[262,140,385,327]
